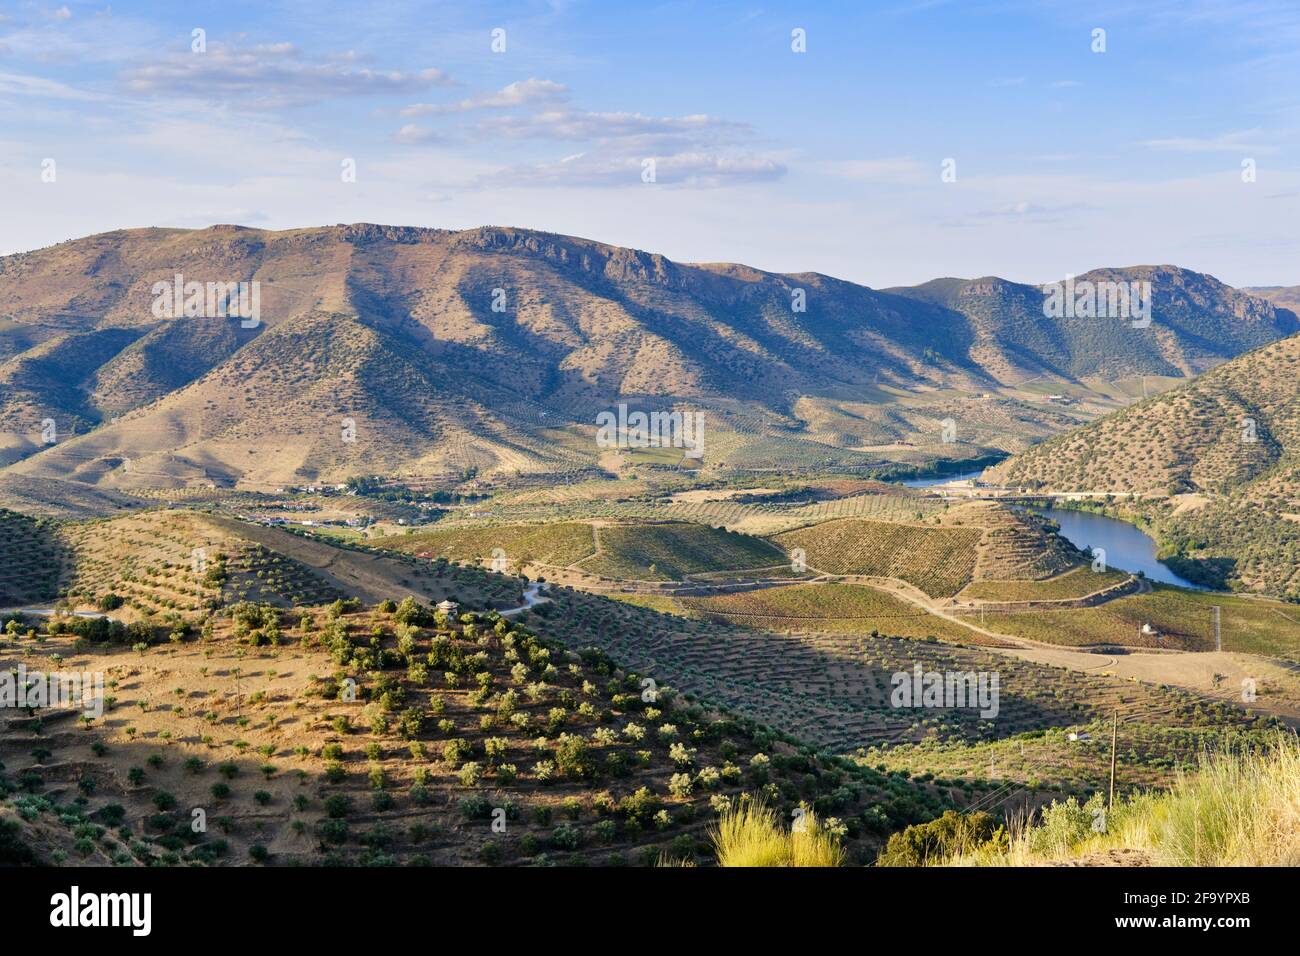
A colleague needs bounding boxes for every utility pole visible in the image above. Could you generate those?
[1108,710,1118,812]
[1212,605,1221,653]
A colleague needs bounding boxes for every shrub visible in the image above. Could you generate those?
[876,810,1007,867]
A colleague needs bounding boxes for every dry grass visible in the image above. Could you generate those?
[949,732,1300,866]
[711,799,845,867]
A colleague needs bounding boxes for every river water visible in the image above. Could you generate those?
[1029,506,1202,589]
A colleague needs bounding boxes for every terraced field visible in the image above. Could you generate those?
[958,567,1132,602]
[525,588,1265,773]
[31,511,522,617]
[385,522,597,572]
[680,583,980,642]
[962,585,1300,658]
[963,503,1082,580]
[0,508,65,605]
[0,595,983,867]
[773,518,982,597]
[577,522,785,581]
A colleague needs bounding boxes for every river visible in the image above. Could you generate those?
[1029,506,1202,589]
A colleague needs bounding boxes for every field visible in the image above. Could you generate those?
[679,583,980,642]
[962,585,1300,659]
[0,508,65,605]
[9,510,523,618]
[957,567,1132,602]
[866,721,1282,799]
[773,518,982,597]
[576,522,785,581]
[522,587,1269,779]
[384,521,597,571]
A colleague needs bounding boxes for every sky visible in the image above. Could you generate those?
[1,0,1298,287]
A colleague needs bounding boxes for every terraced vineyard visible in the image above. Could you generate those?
[773,518,982,597]
[958,567,1132,602]
[963,503,1083,580]
[680,583,981,642]
[962,585,1300,658]
[576,522,785,581]
[385,522,598,572]
[0,508,65,605]
[524,587,1264,774]
[425,490,947,536]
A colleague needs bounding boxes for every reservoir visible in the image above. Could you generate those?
[1029,506,1202,589]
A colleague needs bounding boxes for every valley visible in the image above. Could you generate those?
[2,224,1297,871]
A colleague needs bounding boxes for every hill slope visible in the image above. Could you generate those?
[986,334,1300,596]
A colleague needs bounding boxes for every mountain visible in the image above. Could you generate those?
[0,224,1293,491]
[1246,285,1300,314]
[886,268,1296,383]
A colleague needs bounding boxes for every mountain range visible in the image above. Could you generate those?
[0,223,1294,493]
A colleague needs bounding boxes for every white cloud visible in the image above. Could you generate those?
[474,108,746,143]
[401,78,567,116]
[821,157,927,184]
[394,123,439,144]
[0,70,102,99]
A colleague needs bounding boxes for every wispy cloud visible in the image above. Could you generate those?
[821,157,927,184]
[1141,128,1278,154]
[120,42,451,108]
[401,78,567,116]
[0,70,102,100]
[480,151,786,189]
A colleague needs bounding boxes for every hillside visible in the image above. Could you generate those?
[986,333,1300,497]
[5,509,523,617]
[0,596,977,867]
[986,334,1300,596]
[1,225,1293,493]
[1246,285,1300,314]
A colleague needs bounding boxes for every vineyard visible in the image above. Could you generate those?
[773,518,982,597]
[576,522,785,581]
[867,719,1279,795]
[960,585,1300,658]
[957,567,1132,602]
[385,521,598,571]
[679,583,980,642]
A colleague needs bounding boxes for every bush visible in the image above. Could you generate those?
[876,810,1007,867]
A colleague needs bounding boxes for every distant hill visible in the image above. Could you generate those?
[1,224,1293,491]
[1246,285,1300,314]
[886,268,1296,383]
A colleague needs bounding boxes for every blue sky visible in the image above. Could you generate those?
[2,0,1298,286]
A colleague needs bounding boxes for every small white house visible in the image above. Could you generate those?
[436,600,459,618]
